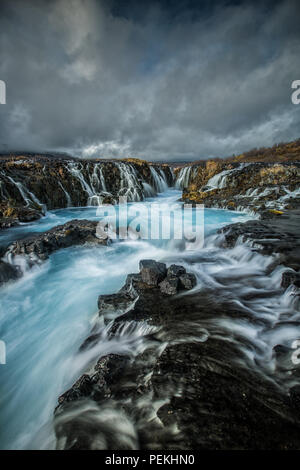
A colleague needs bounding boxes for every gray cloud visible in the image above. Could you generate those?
[0,0,299,161]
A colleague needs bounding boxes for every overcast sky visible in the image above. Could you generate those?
[0,0,299,161]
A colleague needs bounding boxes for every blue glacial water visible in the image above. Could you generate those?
[0,189,252,449]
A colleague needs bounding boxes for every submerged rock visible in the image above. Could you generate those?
[0,260,21,285]
[54,256,300,450]
[1,219,110,286]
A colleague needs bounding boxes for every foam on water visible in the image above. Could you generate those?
[0,189,297,449]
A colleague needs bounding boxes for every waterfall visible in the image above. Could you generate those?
[115,162,143,202]
[94,164,107,192]
[0,160,172,212]
[142,182,156,197]
[66,162,94,197]
[150,166,168,193]
[175,166,193,189]
[6,176,46,213]
[205,168,234,190]
[204,163,249,191]
[58,182,72,207]
[7,176,32,206]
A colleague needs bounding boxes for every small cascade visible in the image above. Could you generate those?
[7,176,32,206]
[86,163,107,194]
[6,176,46,213]
[142,182,156,197]
[205,168,234,190]
[93,164,107,192]
[66,162,94,198]
[204,163,249,191]
[58,182,72,207]
[116,162,143,202]
[0,160,173,213]
[175,166,193,189]
[150,166,168,193]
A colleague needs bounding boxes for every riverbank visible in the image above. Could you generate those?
[54,211,300,450]
[0,155,299,450]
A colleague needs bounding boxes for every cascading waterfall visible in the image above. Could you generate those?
[58,182,72,207]
[142,182,156,197]
[150,166,168,193]
[204,163,249,191]
[115,162,143,202]
[66,162,94,198]
[6,176,46,213]
[0,176,299,450]
[0,160,173,215]
[175,166,193,189]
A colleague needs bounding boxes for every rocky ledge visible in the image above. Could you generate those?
[179,161,300,215]
[1,219,108,284]
[54,258,300,450]
[0,155,173,228]
[220,208,300,272]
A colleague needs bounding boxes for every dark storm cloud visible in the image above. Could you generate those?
[0,0,299,161]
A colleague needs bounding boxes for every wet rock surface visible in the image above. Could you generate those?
[0,260,21,285]
[54,257,300,450]
[2,220,108,280]
[0,155,173,228]
[220,209,300,271]
[180,161,300,214]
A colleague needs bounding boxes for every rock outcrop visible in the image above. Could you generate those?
[0,260,22,286]
[177,161,300,215]
[0,155,173,228]
[54,257,300,450]
[219,208,300,271]
[3,219,109,277]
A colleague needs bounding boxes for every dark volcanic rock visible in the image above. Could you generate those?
[139,259,167,286]
[0,156,174,228]
[152,342,300,450]
[0,260,21,285]
[179,272,197,290]
[55,271,300,449]
[5,219,108,263]
[219,209,300,271]
[159,276,179,295]
[290,385,300,410]
[167,264,186,277]
[1,219,109,286]
[281,271,300,289]
[98,292,135,322]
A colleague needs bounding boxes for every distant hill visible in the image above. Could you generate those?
[228,139,300,163]
[1,138,300,165]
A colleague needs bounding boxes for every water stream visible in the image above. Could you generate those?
[0,189,298,449]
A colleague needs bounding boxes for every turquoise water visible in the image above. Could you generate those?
[0,189,250,449]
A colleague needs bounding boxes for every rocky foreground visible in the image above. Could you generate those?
[54,248,300,450]
[0,150,300,449]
